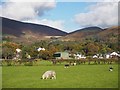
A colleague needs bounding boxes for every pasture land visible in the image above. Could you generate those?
[0,67,2,89]
[2,60,118,88]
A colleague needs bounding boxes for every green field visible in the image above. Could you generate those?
[2,61,118,88]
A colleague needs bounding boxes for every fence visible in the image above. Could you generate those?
[51,58,119,65]
[0,58,119,66]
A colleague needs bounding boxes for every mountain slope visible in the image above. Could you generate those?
[97,26,119,37]
[2,17,119,43]
[2,17,67,43]
[61,26,119,42]
[61,26,103,41]
[2,17,67,37]
[96,26,119,43]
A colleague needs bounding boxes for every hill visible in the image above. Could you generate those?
[96,26,119,43]
[2,17,67,43]
[61,26,119,43]
[2,17,119,44]
[61,26,103,41]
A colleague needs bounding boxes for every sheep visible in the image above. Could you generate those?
[70,62,77,66]
[41,70,56,79]
[64,64,69,68]
[73,63,77,66]
[109,66,113,71]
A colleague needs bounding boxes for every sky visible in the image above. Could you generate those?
[0,0,118,32]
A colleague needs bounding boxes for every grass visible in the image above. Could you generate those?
[0,67,2,89]
[2,60,118,88]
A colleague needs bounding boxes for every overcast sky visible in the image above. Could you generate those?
[0,0,118,32]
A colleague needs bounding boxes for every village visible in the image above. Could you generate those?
[1,1,119,88]
[1,46,119,66]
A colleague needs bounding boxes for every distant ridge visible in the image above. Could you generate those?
[62,26,103,41]
[69,26,103,34]
[2,17,67,37]
[2,17,119,43]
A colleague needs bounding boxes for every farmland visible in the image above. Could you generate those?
[2,60,118,88]
[1,3,119,89]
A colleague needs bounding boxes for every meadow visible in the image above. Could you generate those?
[2,60,118,88]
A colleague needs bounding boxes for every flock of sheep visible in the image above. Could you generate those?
[41,63,113,80]
[41,63,76,79]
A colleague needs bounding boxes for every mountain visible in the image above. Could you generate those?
[96,26,119,43]
[2,17,67,43]
[97,26,118,37]
[2,17,119,43]
[61,26,119,42]
[61,26,103,41]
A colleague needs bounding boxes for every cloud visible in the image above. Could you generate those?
[1,0,56,20]
[1,0,65,30]
[74,2,118,28]
[23,19,64,30]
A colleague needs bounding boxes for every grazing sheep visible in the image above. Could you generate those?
[41,70,56,79]
[73,63,77,66]
[71,63,77,66]
[64,64,69,68]
[109,66,113,71]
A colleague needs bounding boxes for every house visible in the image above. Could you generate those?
[104,52,120,59]
[98,54,104,59]
[110,52,118,56]
[105,54,110,59]
[110,52,119,58]
[74,53,86,59]
[93,55,98,58]
[92,54,104,59]
[53,52,71,59]
[16,48,22,53]
[37,47,45,52]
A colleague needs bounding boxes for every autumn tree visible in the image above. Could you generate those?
[2,42,20,59]
[85,43,100,56]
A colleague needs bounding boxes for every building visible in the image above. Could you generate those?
[74,53,86,59]
[110,52,119,58]
[53,52,71,59]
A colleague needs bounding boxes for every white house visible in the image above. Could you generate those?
[110,52,119,58]
[110,52,118,56]
[74,53,86,59]
[80,55,86,59]
[37,47,45,52]
[16,48,22,53]
[99,56,103,59]
[105,54,110,59]
[93,55,98,58]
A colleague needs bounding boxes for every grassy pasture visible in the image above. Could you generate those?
[2,60,118,88]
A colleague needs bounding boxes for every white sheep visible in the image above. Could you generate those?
[41,70,56,79]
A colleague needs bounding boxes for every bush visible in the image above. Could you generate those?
[24,61,33,66]
[6,60,12,66]
[7,63,12,66]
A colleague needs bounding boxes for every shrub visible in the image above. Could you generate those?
[24,61,33,66]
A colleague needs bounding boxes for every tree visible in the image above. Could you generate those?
[85,43,100,56]
[2,42,20,59]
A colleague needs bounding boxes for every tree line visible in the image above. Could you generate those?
[1,38,119,60]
